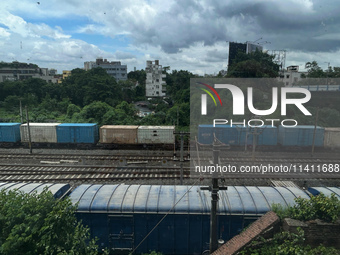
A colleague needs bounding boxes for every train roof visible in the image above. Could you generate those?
[0,182,71,199]
[0,123,21,126]
[308,187,340,198]
[70,184,310,215]
[58,123,97,127]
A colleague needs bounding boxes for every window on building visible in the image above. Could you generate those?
[286,74,290,78]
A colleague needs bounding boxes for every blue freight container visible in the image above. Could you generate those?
[198,125,240,145]
[239,125,278,146]
[278,125,324,146]
[70,184,310,255]
[56,123,99,144]
[0,123,21,142]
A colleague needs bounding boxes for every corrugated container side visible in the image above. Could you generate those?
[278,125,324,146]
[137,126,175,144]
[56,124,99,144]
[215,125,240,145]
[20,123,60,143]
[99,125,138,144]
[198,125,240,145]
[0,123,21,142]
[239,126,278,146]
[198,125,213,144]
[324,128,340,148]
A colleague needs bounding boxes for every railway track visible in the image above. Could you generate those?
[0,164,190,182]
[0,153,186,162]
[0,157,339,182]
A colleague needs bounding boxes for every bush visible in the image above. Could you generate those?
[273,193,340,223]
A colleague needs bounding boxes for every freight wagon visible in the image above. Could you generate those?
[70,184,311,254]
[323,128,340,149]
[278,125,324,147]
[56,123,99,148]
[198,124,278,149]
[20,123,60,145]
[99,125,175,149]
[0,123,21,146]
[198,124,328,151]
[0,122,175,150]
[1,183,340,255]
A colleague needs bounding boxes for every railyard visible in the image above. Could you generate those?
[0,147,339,188]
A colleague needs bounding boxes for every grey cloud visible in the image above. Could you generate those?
[118,0,340,54]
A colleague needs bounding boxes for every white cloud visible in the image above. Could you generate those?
[0,0,339,75]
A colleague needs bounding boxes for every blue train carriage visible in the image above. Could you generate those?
[0,182,71,199]
[198,124,240,146]
[70,184,309,255]
[197,125,277,151]
[238,125,278,150]
[278,125,325,149]
[0,123,21,147]
[56,123,99,148]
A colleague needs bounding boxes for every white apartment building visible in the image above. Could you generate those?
[145,60,166,97]
[279,65,307,86]
[84,58,127,81]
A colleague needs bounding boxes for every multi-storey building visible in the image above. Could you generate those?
[0,61,59,83]
[145,60,166,97]
[279,65,307,86]
[84,58,127,81]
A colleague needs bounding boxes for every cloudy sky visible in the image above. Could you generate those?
[0,0,339,75]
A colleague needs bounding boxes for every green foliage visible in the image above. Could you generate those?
[272,193,340,223]
[0,188,99,255]
[290,193,340,223]
[240,228,339,255]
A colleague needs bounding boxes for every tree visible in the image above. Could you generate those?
[305,61,325,78]
[0,188,100,255]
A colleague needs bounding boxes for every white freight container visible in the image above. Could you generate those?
[137,126,175,144]
[324,127,340,148]
[20,123,60,143]
[100,125,138,144]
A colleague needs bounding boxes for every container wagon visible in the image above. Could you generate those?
[323,127,340,149]
[70,184,309,255]
[198,125,277,149]
[137,126,175,149]
[278,125,325,148]
[20,123,61,146]
[56,123,99,148]
[0,123,21,146]
[198,125,239,145]
[99,125,139,149]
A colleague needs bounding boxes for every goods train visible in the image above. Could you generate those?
[0,123,175,149]
[198,124,340,151]
[0,182,339,254]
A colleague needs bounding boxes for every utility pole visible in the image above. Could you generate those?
[174,131,190,184]
[201,139,228,253]
[19,99,23,123]
[311,108,319,156]
[25,106,32,154]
